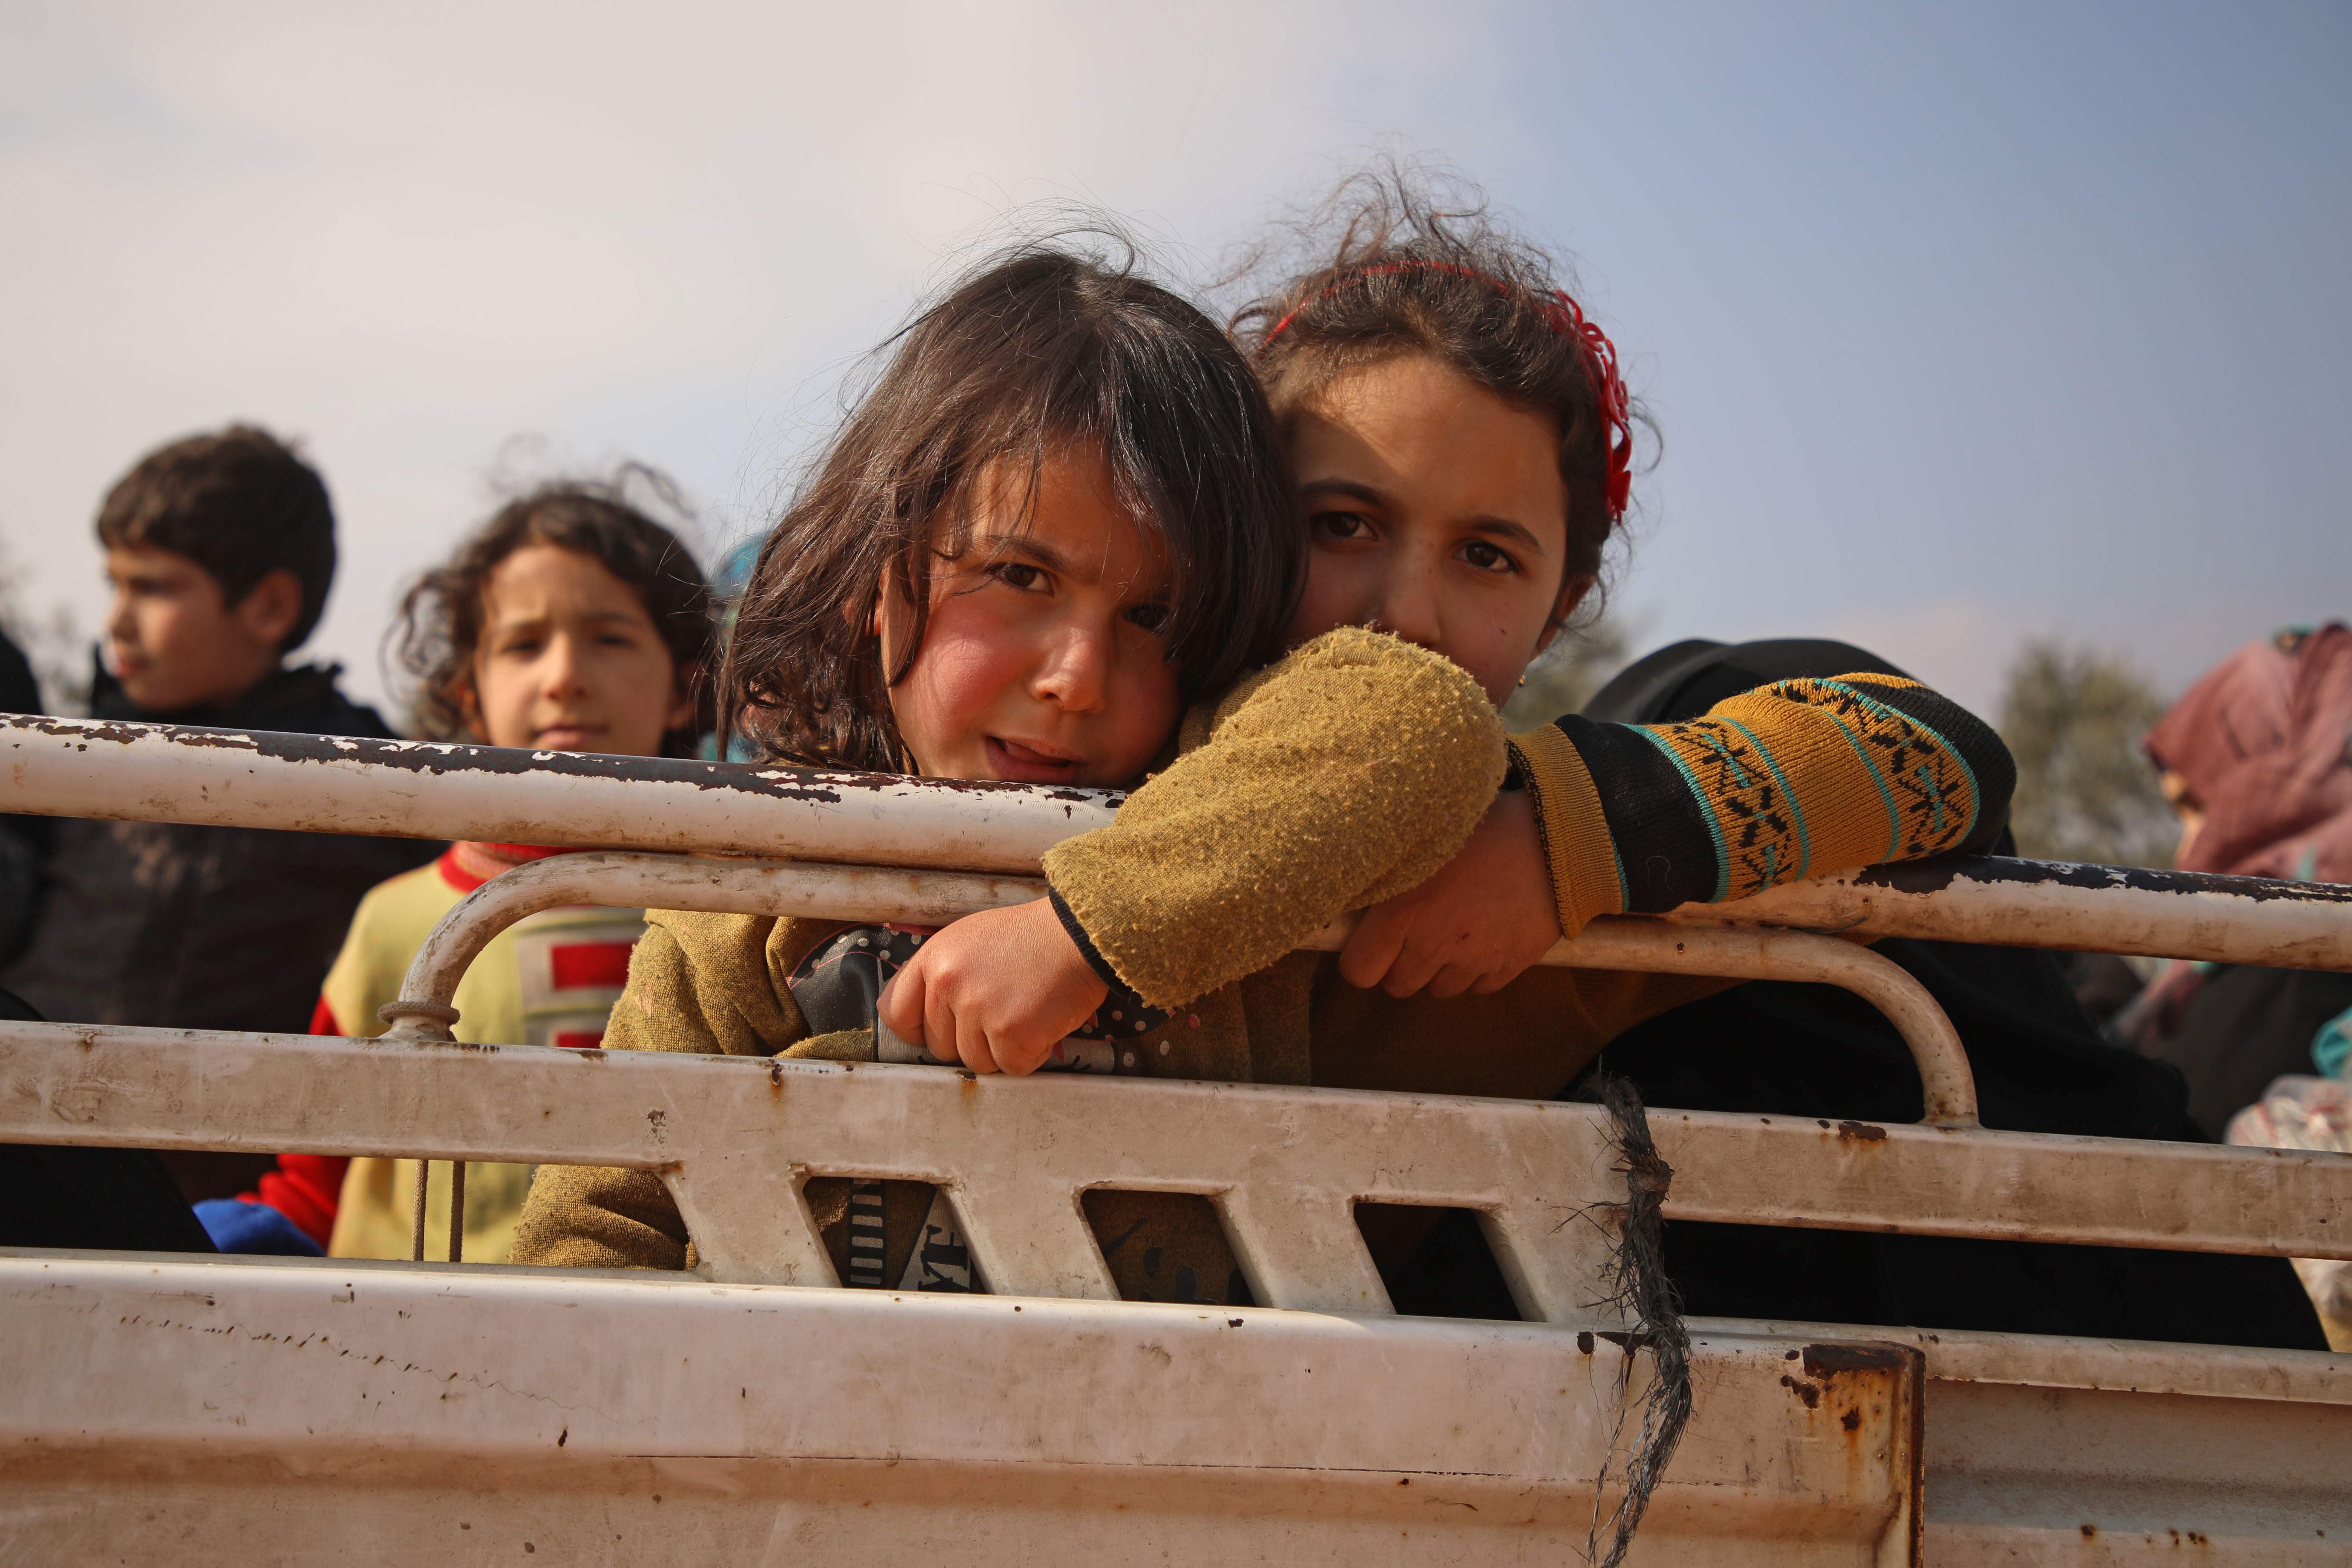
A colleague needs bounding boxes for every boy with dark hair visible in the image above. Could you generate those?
[3,425,433,1209]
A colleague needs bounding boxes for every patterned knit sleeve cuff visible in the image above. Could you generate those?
[1507,726,1625,936]
[1811,675,2016,855]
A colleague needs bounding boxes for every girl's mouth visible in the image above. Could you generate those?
[984,735,1084,783]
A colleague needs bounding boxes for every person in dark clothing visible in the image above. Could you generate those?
[0,984,216,1254]
[1,426,434,1206]
[0,627,50,965]
[2061,950,2148,1030]
[2133,966,2352,1141]
[1543,637,2326,1352]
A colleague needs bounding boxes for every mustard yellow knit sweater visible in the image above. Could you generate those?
[513,642,2011,1300]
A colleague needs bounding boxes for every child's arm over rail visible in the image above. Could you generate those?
[883,626,1507,1071]
[1347,672,2018,998]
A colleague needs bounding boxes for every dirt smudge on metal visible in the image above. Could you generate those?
[1858,851,2352,906]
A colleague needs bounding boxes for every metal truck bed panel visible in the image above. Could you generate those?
[0,1252,1919,1566]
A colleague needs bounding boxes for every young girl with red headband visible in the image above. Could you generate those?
[1243,177,2022,1004]
[1211,179,2321,1346]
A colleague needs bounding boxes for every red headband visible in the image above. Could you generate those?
[1263,260,1633,520]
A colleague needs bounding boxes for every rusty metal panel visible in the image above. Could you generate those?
[0,1254,1920,1566]
[1922,1378,2352,1562]
[1689,1316,2352,1408]
[1686,1319,2352,1562]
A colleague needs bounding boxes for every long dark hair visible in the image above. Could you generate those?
[1233,165,1647,595]
[394,466,718,757]
[720,240,1301,771]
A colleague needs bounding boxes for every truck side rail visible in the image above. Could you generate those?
[8,711,2351,967]
[4,713,2351,1308]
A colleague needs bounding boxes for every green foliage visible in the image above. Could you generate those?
[1501,611,1637,730]
[1999,640,2175,868]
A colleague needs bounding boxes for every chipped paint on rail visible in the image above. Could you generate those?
[0,713,1125,874]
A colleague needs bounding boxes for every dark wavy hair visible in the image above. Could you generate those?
[1232,164,1649,598]
[394,466,717,757]
[719,239,1302,770]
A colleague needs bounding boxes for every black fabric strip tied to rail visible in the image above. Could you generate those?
[1587,1071,1693,1568]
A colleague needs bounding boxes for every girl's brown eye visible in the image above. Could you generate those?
[1125,602,1170,633]
[1310,510,1374,541]
[1461,540,1517,574]
[994,562,1046,591]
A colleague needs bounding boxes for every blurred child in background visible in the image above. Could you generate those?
[2,425,434,1208]
[200,471,716,1259]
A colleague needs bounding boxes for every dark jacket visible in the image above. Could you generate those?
[1,660,437,1036]
[0,629,47,963]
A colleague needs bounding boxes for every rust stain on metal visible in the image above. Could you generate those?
[1801,1343,1908,1379]
[1833,1121,1888,1144]
[1778,1374,1821,1409]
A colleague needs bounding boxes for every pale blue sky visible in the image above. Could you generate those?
[1,0,2344,716]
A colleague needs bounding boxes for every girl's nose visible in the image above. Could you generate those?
[539,634,588,697]
[1033,622,1111,713]
[1366,558,1447,654]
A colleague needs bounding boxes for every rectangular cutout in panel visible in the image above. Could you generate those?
[1080,1189,1256,1306]
[1355,1203,1524,1321]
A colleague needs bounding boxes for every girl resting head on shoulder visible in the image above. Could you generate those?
[1236,168,1634,710]
[1231,167,2009,1001]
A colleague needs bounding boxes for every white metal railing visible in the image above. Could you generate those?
[0,713,1116,873]
[5,712,2352,1302]
[379,851,1983,1126]
[9,711,2351,966]
[10,1018,2352,1305]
